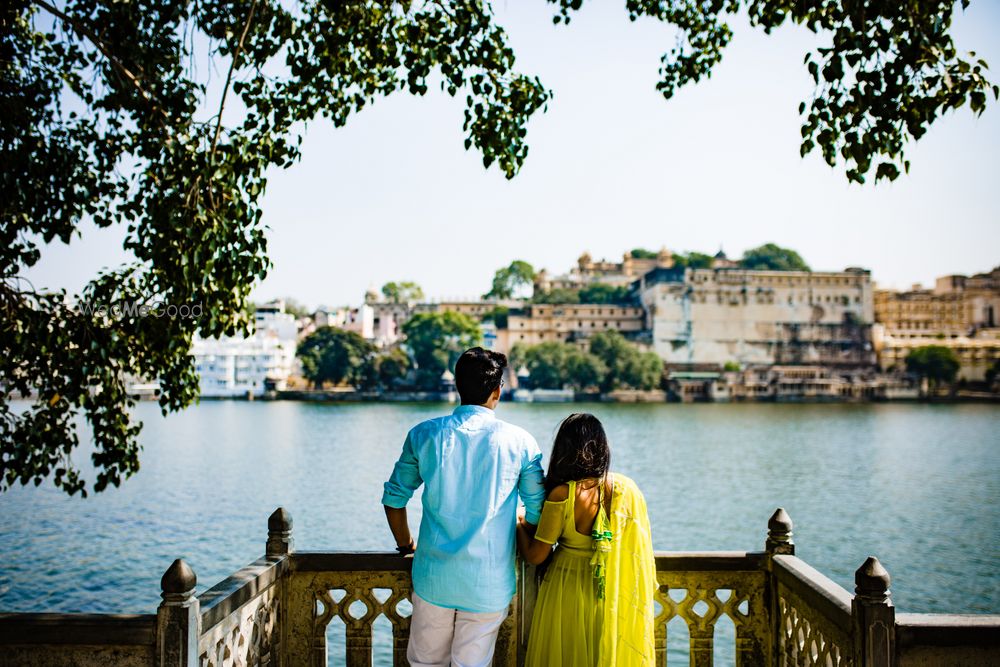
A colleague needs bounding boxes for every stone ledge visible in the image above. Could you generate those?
[896,613,1000,647]
[0,613,155,646]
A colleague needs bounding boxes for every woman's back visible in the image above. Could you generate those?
[546,477,614,552]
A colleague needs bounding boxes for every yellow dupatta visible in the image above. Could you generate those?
[596,473,657,667]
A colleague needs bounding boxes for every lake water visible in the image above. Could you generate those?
[0,401,998,662]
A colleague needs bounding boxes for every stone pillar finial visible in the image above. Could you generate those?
[852,556,895,667]
[157,559,200,667]
[267,507,294,559]
[765,507,794,555]
[855,555,891,603]
[160,558,197,603]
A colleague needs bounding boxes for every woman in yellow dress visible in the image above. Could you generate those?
[516,413,656,667]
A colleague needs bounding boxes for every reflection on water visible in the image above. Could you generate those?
[0,401,997,627]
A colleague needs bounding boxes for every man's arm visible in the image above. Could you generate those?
[518,436,546,528]
[384,506,414,553]
[381,433,422,552]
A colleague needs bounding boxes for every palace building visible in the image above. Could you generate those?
[638,266,875,367]
[504,303,646,350]
[873,266,1000,382]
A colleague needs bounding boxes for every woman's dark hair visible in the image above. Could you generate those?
[544,413,611,495]
[455,347,506,405]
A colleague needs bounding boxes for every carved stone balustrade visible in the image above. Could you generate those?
[1,507,998,667]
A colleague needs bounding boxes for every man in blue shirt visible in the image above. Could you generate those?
[382,347,545,667]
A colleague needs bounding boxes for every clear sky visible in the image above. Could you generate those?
[24,1,1000,309]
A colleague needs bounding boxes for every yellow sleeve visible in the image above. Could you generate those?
[534,499,566,545]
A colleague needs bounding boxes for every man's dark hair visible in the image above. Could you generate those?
[455,347,507,405]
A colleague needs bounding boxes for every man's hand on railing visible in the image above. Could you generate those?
[384,505,414,556]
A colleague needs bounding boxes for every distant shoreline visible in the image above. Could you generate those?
[186,389,1000,405]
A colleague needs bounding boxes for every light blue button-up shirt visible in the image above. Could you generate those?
[382,405,545,613]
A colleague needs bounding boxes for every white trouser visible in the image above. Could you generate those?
[407,592,509,667]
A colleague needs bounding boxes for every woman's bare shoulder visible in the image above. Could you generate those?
[546,484,569,502]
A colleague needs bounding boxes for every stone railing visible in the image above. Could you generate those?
[1,507,998,666]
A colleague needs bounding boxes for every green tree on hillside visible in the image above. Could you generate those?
[402,312,481,389]
[533,288,582,304]
[673,252,714,269]
[985,359,1000,388]
[511,341,606,391]
[589,330,664,391]
[485,261,536,300]
[482,306,510,329]
[373,348,413,390]
[565,349,608,391]
[623,351,665,391]
[578,283,632,305]
[630,248,658,259]
[382,282,424,304]
[740,244,811,271]
[297,327,375,389]
[3,0,992,495]
[511,342,568,389]
[906,345,960,388]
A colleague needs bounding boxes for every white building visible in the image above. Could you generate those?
[191,301,299,397]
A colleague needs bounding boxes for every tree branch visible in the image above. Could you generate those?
[32,0,168,123]
[210,0,258,162]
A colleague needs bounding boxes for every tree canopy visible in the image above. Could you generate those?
[630,248,658,260]
[513,333,662,392]
[2,0,547,495]
[532,287,581,305]
[589,331,664,392]
[905,345,960,386]
[578,283,633,305]
[381,281,424,304]
[401,311,481,389]
[985,359,1000,388]
[672,252,715,270]
[485,260,536,300]
[739,243,811,271]
[510,341,606,391]
[482,305,510,329]
[373,348,413,390]
[2,0,993,495]
[297,327,375,389]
